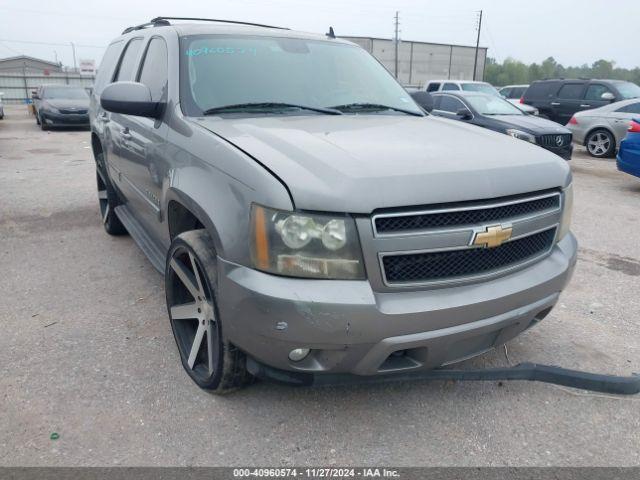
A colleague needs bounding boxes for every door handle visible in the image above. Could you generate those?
[121,128,132,141]
[99,112,110,123]
[550,102,561,106]
[580,104,591,108]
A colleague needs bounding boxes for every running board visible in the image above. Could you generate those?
[114,205,165,274]
[246,358,640,395]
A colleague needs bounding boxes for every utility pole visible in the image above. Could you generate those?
[70,42,77,72]
[473,10,483,81]
[394,11,399,79]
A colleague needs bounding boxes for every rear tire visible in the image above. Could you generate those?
[165,230,252,393]
[39,115,48,130]
[586,129,616,158]
[96,153,127,235]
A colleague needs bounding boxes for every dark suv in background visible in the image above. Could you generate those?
[521,79,640,124]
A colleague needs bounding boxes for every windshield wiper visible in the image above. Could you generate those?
[329,103,424,116]
[202,102,342,115]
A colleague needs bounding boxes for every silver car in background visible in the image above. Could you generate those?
[566,98,640,157]
[499,84,539,116]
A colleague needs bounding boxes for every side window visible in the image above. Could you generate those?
[557,83,585,99]
[426,82,441,93]
[438,96,465,113]
[585,84,613,101]
[138,37,168,102]
[114,38,143,82]
[94,41,123,93]
[443,83,460,91]
[616,102,640,114]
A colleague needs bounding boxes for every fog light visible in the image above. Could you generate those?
[288,348,310,362]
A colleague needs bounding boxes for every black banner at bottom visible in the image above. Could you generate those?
[0,467,639,480]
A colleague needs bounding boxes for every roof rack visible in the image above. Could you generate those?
[122,17,288,35]
[122,18,170,35]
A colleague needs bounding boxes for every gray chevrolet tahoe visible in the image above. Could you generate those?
[90,17,577,392]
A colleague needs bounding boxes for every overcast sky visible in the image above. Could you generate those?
[0,0,637,69]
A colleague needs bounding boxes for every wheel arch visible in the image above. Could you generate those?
[164,188,224,256]
[584,125,616,148]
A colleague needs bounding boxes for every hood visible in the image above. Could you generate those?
[194,114,571,213]
[488,115,572,134]
[45,98,89,110]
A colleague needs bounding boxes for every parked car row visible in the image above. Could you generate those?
[410,91,573,160]
[410,77,640,160]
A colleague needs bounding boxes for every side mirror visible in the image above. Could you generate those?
[32,92,39,100]
[456,108,473,120]
[101,82,162,118]
[601,92,615,102]
[410,91,434,113]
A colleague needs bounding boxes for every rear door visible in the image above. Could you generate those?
[553,82,586,124]
[106,37,144,198]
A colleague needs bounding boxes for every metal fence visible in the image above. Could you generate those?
[0,72,95,104]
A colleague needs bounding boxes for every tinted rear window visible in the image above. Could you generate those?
[557,83,585,99]
[616,102,640,114]
[525,81,560,99]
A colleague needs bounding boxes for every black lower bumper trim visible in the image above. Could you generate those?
[246,358,640,395]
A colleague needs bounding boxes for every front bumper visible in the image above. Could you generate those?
[218,233,578,376]
[41,110,89,127]
[541,143,573,160]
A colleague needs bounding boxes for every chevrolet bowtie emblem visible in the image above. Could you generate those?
[473,225,513,249]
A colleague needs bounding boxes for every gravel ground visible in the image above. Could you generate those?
[1,105,639,467]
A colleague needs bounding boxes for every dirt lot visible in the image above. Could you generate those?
[1,104,639,466]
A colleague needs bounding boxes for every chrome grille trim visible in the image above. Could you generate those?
[372,191,561,238]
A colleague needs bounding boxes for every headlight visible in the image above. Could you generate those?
[44,104,59,114]
[558,183,573,241]
[506,129,537,144]
[250,205,365,280]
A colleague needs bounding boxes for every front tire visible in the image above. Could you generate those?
[166,230,252,393]
[586,129,615,158]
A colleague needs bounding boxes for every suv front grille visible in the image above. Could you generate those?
[538,134,572,148]
[382,228,556,285]
[374,193,559,235]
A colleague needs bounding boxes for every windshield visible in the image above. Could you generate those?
[43,87,88,100]
[616,82,640,100]
[180,35,422,116]
[461,83,500,96]
[465,95,524,115]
